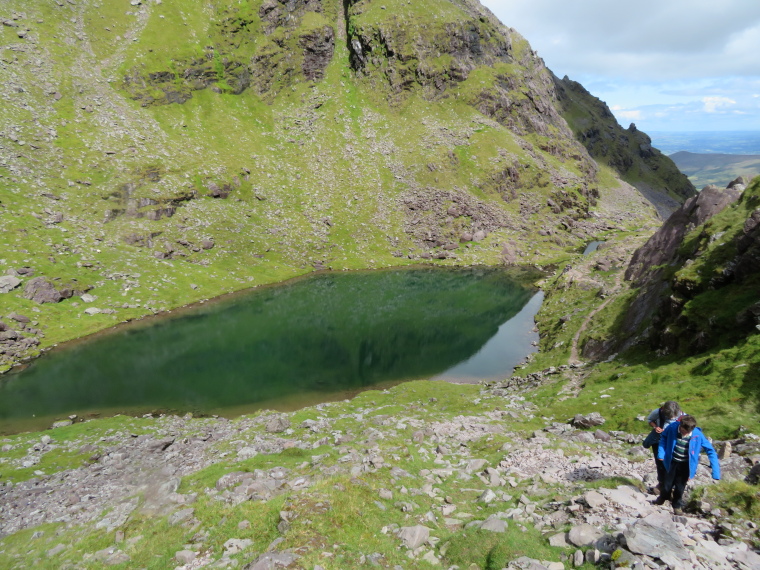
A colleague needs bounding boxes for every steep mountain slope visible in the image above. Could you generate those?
[0,0,681,371]
[553,75,695,218]
[533,174,759,372]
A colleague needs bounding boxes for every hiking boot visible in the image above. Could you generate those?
[673,508,684,515]
[653,496,667,506]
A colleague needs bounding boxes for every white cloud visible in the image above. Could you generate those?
[482,1,760,80]
[702,96,736,113]
[617,110,642,120]
[480,0,760,130]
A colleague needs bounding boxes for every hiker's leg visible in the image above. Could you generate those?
[661,462,677,501]
[654,447,667,490]
[671,462,689,509]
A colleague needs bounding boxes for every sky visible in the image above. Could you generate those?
[480,0,760,132]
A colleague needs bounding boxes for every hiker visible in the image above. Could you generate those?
[644,400,683,493]
[655,414,721,515]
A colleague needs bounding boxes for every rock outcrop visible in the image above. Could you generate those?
[582,177,760,359]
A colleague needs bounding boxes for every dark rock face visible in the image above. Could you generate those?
[300,25,335,81]
[584,179,759,360]
[626,184,743,285]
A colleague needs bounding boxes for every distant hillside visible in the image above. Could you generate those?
[670,151,760,188]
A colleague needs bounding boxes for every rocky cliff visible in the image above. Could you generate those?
[581,176,759,359]
[553,75,695,218]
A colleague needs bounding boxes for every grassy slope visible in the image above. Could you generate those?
[0,0,658,372]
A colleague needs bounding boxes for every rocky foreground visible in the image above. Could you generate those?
[1,377,759,569]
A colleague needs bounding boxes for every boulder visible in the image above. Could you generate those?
[567,524,604,547]
[623,512,690,561]
[0,275,21,293]
[175,550,196,564]
[549,533,568,548]
[571,412,605,428]
[583,490,607,509]
[168,508,195,526]
[397,525,429,549]
[480,517,507,532]
[23,277,62,304]
[223,538,253,556]
[244,551,300,569]
[266,416,291,433]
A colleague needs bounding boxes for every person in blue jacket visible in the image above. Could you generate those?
[655,414,721,515]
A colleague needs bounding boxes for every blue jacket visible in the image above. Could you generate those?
[657,422,721,480]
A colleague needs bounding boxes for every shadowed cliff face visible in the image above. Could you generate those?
[582,177,760,360]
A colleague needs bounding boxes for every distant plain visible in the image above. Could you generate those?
[650,131,760,187]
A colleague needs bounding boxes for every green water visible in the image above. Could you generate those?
[0,267,541,433]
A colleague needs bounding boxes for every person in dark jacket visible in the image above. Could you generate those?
[655,415,721,515]
[645,400,683,493]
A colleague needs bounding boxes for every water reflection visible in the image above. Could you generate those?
[0,267,542,432]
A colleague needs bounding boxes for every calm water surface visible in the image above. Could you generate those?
[0,267,542,433]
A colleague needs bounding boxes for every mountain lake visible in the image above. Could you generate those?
[0,267,543,434]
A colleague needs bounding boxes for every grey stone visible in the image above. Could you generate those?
[23,277,62,304]
[465,458,488,473]
[397,525,429,549]
[583,490,607,508]
[0,276,21,293]
[593,429,611,442]
[567,524,604,547]
[175,550,197,564]
[105,551,130,565]
[549,533,568,548]
[573,550,584,567]
[244,551,300,569]
[95,498,138,531]
[223,538,253,556]
[605,486,649,511]
[733,548,760,569]
[571,412,605,428]
[478,489,497,504]
[480,517,507,532]
[46,544,66,557]
[266,416,290,433]
[623,512,690,561]
[168,508,195,526]
[746,463,760,484]
[237,447,258,460]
